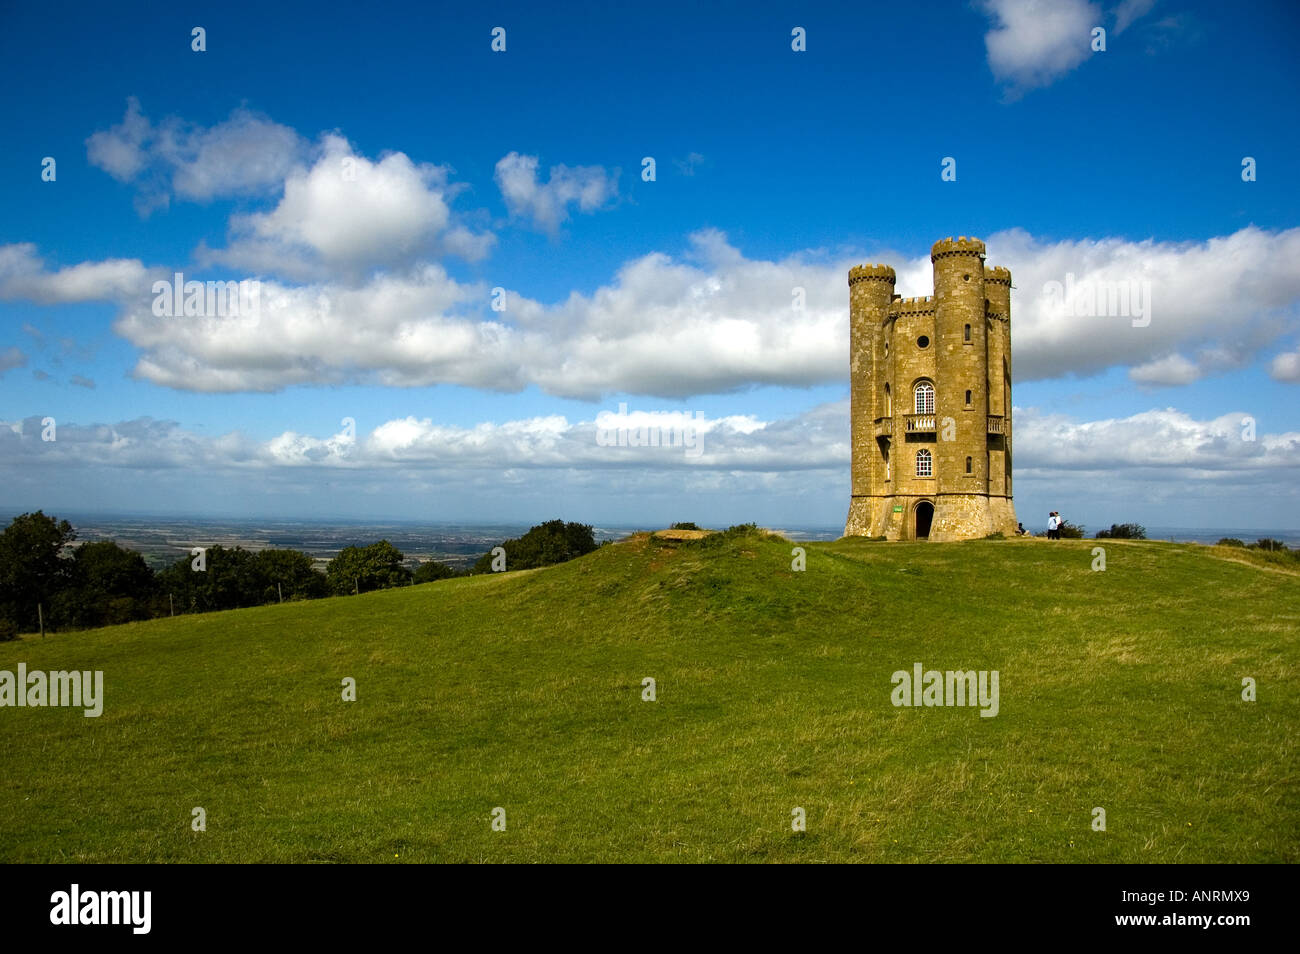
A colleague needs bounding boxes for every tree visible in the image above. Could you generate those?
[1057,519,1085,539]
[253,549,328,602]
[413,560,458,584]
[1216,538,1245,548]
[1096,523,1146,539]
[53,540,155,628]
[156,544,262,614]
[472,520,597,573]
[326,540,412,595]
[0,511,77,632]
[1253,539,1288,552]
[156,545,328,615]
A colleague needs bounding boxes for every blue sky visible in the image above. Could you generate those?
[1,0,1298,531]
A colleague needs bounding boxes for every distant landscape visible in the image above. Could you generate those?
[3,511,1295,574]
[0,512,847,574]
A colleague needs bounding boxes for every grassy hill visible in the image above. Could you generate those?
[1,529,1296,863]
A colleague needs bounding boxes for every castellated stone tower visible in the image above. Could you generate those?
[844,236,1017,541]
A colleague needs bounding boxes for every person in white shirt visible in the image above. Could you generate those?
[1047,512,1060,539]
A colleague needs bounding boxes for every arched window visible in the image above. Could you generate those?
[884,383,891,416]
[965,456,973,474]
[916,448,933,477]
[914,382,934,415]
[965,389,972,407]
[964,323,971,343]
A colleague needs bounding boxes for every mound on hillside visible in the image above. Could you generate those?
[651,528,714,541]
[1,529,1296,863]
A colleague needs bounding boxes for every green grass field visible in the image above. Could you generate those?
[1,530,1296,863]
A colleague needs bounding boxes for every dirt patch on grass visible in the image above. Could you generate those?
[652,528,715,541]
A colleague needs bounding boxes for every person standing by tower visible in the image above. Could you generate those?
[1047,512,1060,539]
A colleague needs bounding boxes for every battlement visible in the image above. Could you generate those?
[984,265,1012,286]
[891,295,935,316]
[931,235,987,260]
[848,263,897,285]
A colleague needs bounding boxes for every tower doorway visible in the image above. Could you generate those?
[915,501,934,540]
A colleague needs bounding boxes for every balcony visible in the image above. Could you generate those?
[874,417,893,436]
[987,415,1005,434]
[905,414,935,433]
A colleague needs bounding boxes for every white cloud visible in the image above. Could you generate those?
[86,103,492,271]
[4,401,1298,529]
[3,404,1296,494]
[1270,349,1300,383]
[0,404,839,475]
[1009,406,1300,528]
[164,111,307,202]
[85,96,152,181]
[10,225,1300,398]
[86,98,308,210]
[494,152,618,233]
[441,225,497,263]
[115,228,855,396]
[1016,406,1300,480]
[114,265,515,393]
[207,135,489,277]
[999,225,1300,383]
[0,243,154,304]
[523,229,848,398]
[981,0,1100,94]
[1128,353,1201,386]
[237,135,448,261]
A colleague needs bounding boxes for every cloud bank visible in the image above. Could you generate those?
[6,225,1299,398]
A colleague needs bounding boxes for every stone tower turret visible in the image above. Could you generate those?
[844,237,1017,541]
[845,264,896,537]
[984,264,1014,528]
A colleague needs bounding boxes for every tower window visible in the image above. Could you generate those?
[916,448,933,478]
[965,389,972,406]
[914,382,934,415]
[884,383,891,416]
[965,456,973,474]
[964,323,971,343]
[917,335,930,349]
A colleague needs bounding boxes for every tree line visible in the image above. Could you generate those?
[0,512,597,640]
